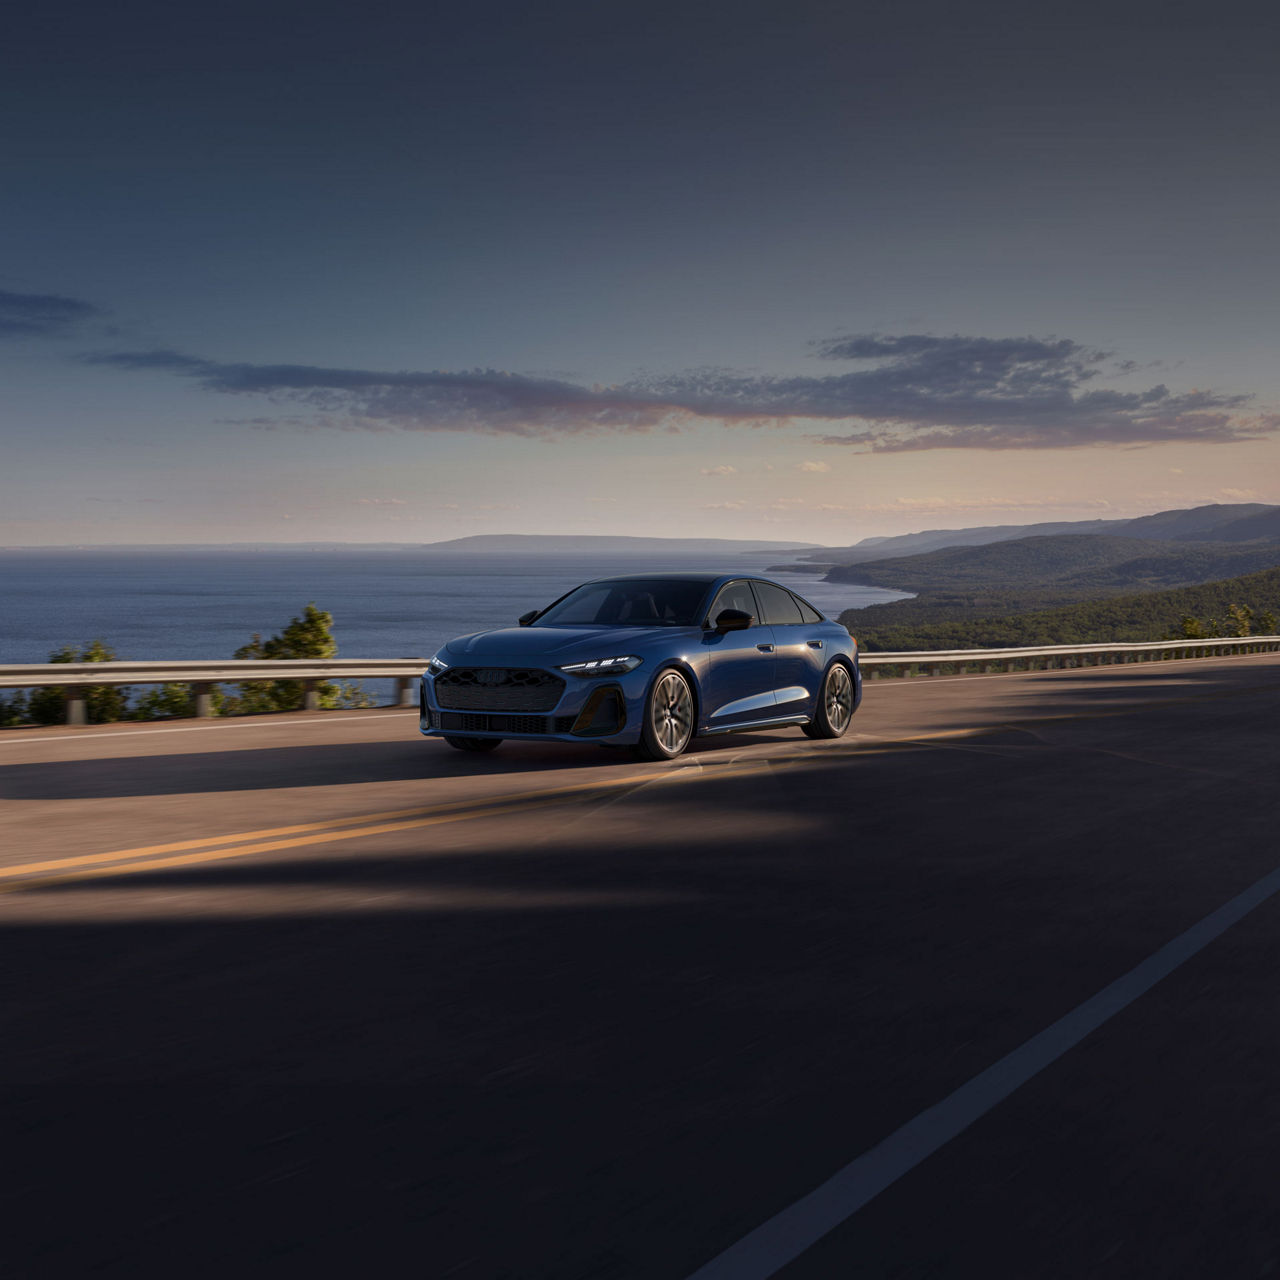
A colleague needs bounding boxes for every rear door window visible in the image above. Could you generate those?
[752,581,804,626]
[794,594,824,623]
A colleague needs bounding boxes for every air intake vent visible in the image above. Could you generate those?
[439,712,552,735]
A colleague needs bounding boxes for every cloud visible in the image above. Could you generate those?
[860,496,1116,516]
[1131,487,1271,508]
[1,288,101,338]
[83,333,1280,451]
[796,460,830,472]
[700,464,738,476]
[704,497,852,516]
[87,349,687,437]
[354,497,408,506]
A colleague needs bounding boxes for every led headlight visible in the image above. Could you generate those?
[558,655,643,677]
[426,654,450,677]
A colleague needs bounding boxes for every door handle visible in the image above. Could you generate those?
[756,643,774,652]
[807,640,823,649]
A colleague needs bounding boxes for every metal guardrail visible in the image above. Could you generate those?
[0,659,427,724]
[857,635,1280,677]
[1,638,1277,725]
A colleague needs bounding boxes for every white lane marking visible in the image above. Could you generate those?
[686,862,1280,1280]
[0,712,417,746]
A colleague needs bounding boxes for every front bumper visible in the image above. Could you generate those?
[418,670,643,744]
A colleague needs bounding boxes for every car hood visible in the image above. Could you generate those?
[441,625,694,663]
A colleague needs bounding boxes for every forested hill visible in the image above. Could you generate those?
[840,567,1280,652]
[825,533,1280,593]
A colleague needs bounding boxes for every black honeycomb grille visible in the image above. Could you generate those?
[435,667,565,712]
[439,712,552,735]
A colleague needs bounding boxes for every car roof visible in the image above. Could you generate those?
[566,571,828,618]
[578,571,769,586]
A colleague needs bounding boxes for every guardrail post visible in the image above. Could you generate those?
[65,688,87,726]
[397,676,417,707]
[302,679,321,712]
[193,682,215,718]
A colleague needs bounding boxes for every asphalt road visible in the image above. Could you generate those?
[3,654,1280,1277]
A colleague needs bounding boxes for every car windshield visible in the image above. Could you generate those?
[532,579,711,627]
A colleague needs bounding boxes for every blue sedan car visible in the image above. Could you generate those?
[420,572,860,760]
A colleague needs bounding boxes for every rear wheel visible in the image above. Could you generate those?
[802,663,855,739]
[637,669,694,760]
[443,735,503,752]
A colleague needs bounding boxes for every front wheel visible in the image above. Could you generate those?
[443,735,503,752]
[637,669,695,760]
[802,663,856,739]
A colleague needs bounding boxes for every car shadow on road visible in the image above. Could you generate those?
[1,728,810,800]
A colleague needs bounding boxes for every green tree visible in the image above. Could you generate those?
[1258,609,1278,635]
[227,603,360,713]
[1226,603,1254,637]
[131,682,201,720]
[27,639,129,724]
[0,690,30,727]
[1178,615,1206,639]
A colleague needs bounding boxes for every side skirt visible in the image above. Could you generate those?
[699,715,810,737]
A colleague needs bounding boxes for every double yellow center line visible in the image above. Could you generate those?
[7,673,1276,896]
[0,759,779,895]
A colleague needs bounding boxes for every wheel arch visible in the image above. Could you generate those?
[644,658,703,735]
[825,653,862,711]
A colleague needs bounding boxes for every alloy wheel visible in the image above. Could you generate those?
[825,665,853,733]
[651,671,693,756]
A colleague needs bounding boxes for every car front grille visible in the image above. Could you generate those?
[434,667,566,712]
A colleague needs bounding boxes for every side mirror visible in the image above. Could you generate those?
[518,609,539,627]
[714,608,753,633]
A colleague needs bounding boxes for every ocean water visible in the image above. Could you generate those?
[0,549,910,673]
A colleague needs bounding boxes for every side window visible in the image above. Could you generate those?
[794,594,824,623]
[753,581,803,626]
[708,580,759,624]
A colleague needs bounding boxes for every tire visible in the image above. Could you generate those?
[636,669,695,760]
[443,735,503,752]
[802,662,856,739]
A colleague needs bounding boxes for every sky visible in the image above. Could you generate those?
[3,0,1279,546]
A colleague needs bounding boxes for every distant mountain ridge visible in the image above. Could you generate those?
[823,502,1280,650]
[418,534,821,554]
[800,503,1280,565]
[826,532,1280,594]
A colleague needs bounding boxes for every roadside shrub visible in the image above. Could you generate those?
[26,640,129,724]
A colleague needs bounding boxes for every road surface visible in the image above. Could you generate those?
[3,654,1280,1277]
